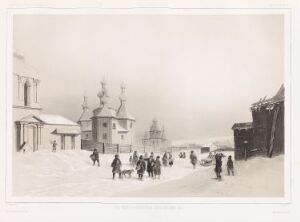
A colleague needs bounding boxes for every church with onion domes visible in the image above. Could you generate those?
[78,78,135,150]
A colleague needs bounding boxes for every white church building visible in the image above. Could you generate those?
[78,79,135,150]
[13,53,81,152]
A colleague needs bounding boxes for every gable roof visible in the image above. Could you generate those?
[37,114,78,126]
[17,114,78,126]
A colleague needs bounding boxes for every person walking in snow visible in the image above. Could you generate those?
[190,150,198,169]
[154,156,162,179]
[162,152,168,167]
[90,149,100,167]
[136,155,146,180]
[227,155,234,176]
[146,153,155,177]
[132,151,139,166]
[111,154,122,179]
[215,153,224,181]
[52,140,57,152]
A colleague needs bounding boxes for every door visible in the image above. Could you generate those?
[65,136,71,150]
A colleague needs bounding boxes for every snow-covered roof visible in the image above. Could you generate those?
[78,109,93,122]
[93,105,117,118]
[17,114,79,126]
[36,114,78,126]
[116,103,135,120]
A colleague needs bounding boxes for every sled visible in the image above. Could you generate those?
[199,159,213,166]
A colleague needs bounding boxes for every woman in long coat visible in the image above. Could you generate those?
[111,154,122,179]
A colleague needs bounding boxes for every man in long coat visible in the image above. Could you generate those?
[111,154,122,179]
[136,155,146,180]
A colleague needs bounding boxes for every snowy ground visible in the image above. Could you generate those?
[12,149,283,197]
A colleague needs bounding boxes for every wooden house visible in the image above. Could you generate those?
[232,122,254,160]
[232,85,284,160]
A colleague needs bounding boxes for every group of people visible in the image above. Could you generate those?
[162,152,174,167]
[90,148,235,181]
[122,151,162,180]
[179,152,186,159]
[214,154,234,181]
[188,150,235,181]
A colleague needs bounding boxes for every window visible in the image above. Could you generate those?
[103,133,107,139]
[102,122,107,128]
[24,80,31,106]
[130,122,133,128]
[121,135,124,140]
[112,123,116,129]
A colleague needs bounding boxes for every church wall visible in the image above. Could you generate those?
[110,119,135,145]
[95,117,112,144]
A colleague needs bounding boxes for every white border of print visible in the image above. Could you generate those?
[3,7,291,204]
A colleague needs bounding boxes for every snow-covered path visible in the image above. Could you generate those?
[12,150,283,197]
[119,155,284,197]
[12,150,215,197]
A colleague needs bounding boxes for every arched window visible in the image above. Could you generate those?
[24,80,31,106]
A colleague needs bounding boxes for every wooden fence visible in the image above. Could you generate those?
[81,140,133,154]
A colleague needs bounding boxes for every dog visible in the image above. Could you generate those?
[120,169,134,178]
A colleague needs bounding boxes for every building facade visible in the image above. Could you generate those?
[78,79,135,151]
[13,53,81,152]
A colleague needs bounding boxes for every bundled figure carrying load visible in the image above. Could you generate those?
[111,154,122,179]
[214,153,226,181]
[136,155,146,180]
[190,150,198,169]
[90,148,100,167]
[153,156,162,179]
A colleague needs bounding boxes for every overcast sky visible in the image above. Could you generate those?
[13,14,284,142]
